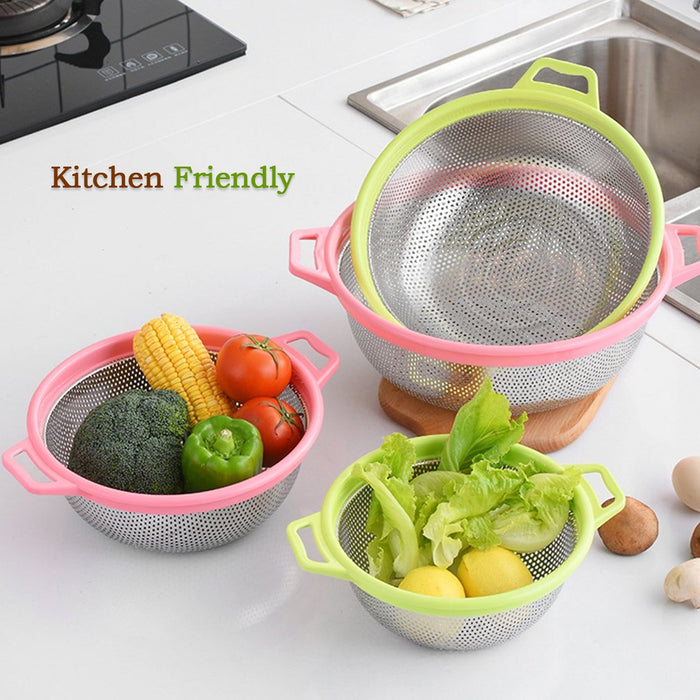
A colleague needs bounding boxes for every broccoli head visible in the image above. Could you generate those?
[68,389,189,495]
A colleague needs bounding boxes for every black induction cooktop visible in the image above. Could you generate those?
[0,0,246,144]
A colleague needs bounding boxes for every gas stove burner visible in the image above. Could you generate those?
[0,0,72,38]
[0,0,247,144]
[0,0,97,55]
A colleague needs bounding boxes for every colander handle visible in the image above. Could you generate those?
[513,57,600,111]
[274,329,340,388]
[665,224,700,288]
[286,512,350,581]
[2,438,79,496]
[574,463,626,529]
[288,227,334,294]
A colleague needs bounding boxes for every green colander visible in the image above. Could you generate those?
[287,435,624,651]
[350,57,664,344]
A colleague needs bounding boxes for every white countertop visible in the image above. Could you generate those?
[2,1,699,698]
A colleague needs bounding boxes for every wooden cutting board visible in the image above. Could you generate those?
[377,378,616,453]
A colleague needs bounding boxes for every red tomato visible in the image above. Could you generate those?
[235,397,305,467]
[216,334,292,403]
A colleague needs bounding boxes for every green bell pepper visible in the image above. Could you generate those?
[181,415,264,492]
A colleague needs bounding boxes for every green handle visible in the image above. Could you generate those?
[286,512,350,581]
[575,463,626,529]
[513,57,600,111]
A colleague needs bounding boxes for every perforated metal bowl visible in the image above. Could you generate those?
[287,435,623,651]
[291,208,700,415]
[341,228,655,413]
[350,58,665,342]
[2,327,338,553]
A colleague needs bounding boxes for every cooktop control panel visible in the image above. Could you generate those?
[0,0,246,144]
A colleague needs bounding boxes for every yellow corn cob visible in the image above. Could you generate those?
[132,313,235,426]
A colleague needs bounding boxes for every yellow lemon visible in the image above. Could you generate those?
[457,547,533,597]
[398,565,466,598]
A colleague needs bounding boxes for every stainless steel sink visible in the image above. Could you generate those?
[348,0,700,319]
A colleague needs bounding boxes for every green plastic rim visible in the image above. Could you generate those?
[350,58,665,336]
[315,434,623,617]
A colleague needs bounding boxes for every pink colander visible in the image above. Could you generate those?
[290,204,700,413]
[2,327,339,552]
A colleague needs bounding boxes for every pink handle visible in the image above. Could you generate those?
[289,228,335,294]
[274,329,340,388]
[2,438,79,496]
[666,224,700,288]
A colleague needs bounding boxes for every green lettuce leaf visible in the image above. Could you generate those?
[490,467,581,552]
[381,432,416,483]
[439,377,527,473]
[422,462,525,567]
[462,514,501,551]
[411,470,467,498]
[351,433,421,581]
[365,538,394,583]
[355,383,580,583]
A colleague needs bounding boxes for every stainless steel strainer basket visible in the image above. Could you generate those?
[287,436,623,651]
[2,327,338,553]
[340,231,655,413]
[290,206,693,415]
[49,355,303,552]
[350,58,664,342]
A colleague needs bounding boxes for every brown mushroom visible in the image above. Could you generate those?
[690,523,700,558]
[597,496,658,555]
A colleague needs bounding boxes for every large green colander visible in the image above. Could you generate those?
[350,57,664,344]
[287,435,624,651]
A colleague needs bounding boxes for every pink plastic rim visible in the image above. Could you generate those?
[320,203,694,367]
[21,326,331,515]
